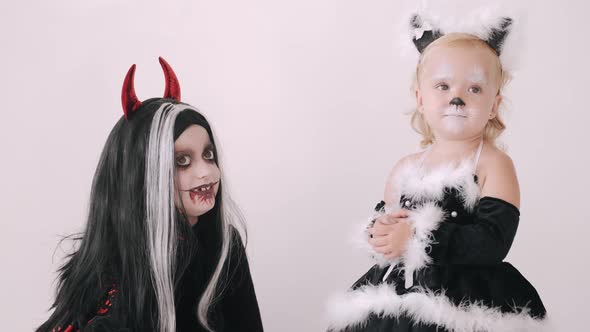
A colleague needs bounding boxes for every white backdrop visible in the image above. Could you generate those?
[1,0,588,331]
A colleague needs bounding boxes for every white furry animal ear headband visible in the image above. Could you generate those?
[410,14,513,55]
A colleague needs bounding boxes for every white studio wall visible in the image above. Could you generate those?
[1,0,588,330]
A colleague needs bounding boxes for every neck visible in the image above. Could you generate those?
[188,216,198,226]
[430,135,483,160]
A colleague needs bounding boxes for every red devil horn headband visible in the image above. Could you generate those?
[121,56,182,119]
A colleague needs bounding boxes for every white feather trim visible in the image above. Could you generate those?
[395,157,481,211]
[326,283,551,332]
[359,157,479,267]
[403,202,446,274]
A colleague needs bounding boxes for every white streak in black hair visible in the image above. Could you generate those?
[146,103,181,332]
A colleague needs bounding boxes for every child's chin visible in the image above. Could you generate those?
[186,204,215,218]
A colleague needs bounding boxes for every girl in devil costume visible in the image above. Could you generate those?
[326,11,550,332]
[37,58,263,332]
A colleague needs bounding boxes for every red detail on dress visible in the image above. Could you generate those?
[95,284,118,316]
[53,284,118,332]
[52,324,76,332]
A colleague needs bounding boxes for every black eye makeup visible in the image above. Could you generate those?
[202,143,216,161]
[203,149,215,160]
[176,155,191,167]
[175,143,216,168]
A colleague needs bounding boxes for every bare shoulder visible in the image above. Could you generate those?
[478,144,520,208]
[383,152,422,205]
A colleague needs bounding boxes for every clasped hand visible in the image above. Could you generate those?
[367,209,413,260]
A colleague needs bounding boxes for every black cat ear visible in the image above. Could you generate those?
[486,17,513,55]
[411,14,443,53]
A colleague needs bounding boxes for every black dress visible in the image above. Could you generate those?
[326,158,549,332]
[174,220,264,332]
[57,220,263,332]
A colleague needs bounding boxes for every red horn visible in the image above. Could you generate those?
[159,57,181,101]
[121,64,142,119]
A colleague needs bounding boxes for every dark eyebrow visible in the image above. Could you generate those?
[175,142,215,155]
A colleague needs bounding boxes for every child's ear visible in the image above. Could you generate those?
[415,87,423,113]
[490,94,502,119]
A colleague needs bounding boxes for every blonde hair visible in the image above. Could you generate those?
[410,33,512,148]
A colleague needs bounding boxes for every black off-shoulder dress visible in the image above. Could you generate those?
[327,147,549,332]
[48,220,263,332]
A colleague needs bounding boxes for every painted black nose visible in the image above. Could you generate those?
[449,97,465,106]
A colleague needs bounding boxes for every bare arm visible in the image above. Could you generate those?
[384,153,420,207]
[480,152,520,208]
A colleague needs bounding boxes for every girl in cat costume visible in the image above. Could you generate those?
[327,8,549,332]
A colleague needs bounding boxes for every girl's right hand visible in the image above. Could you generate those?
[367,209,413,259]
[374,210,409,226]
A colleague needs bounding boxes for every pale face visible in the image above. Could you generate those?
[174,125,221,225]
[416,45,502,141]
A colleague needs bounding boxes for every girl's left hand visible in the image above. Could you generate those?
[368,210,414,260]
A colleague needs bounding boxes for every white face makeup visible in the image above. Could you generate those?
[431,62,454,82]
[441,105,473,134]
[416,45,502,141]
[469,66,486,85]
[174,125,221,225]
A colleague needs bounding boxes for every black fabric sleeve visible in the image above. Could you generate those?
[369,200,386,226]
[218,234,264,332]
[428,196,520,265]
[374,201,386,213]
